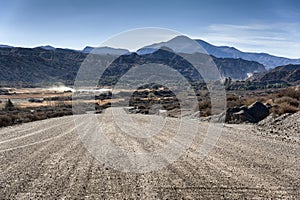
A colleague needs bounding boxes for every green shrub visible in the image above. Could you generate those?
[4,99,14,111]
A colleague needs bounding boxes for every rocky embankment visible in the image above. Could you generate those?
[256,111,300,143]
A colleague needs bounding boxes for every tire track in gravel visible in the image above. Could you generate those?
[93,111,264,199]
[81,111,206,199]
[215,128,300,187]
[192,128,299,198]
[0,125,75,153]
[0,130,75,198]
[0,116,74,138]
[0,119,86,172]
[0,120,73,146]
[0,120,88,199]
[84,111,299,199]
[187,124,299,182]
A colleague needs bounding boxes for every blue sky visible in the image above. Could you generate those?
[0,0,300,58]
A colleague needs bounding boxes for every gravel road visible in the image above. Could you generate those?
[0,109,299,199]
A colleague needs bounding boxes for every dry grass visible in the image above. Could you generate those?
[269,87,300,115]
[243,97,268,106]
[271,103,299,115]
[274,97,300,107]
[0,105,74,127]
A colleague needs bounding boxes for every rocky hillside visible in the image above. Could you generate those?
[100,49,266,84]
[253,64,300,85]
[0,47,265,87]
[257,112,300,142]
[0,47,86,87]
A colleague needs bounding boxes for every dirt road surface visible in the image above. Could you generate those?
[0,109,299,199]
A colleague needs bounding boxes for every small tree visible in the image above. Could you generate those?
[5,99,14,111]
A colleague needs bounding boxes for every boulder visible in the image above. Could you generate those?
[247,101,269,122]
[232,110,257,123]
[225,101,269,123]
[225,107,242,122]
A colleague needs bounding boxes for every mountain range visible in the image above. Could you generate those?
[2,36,299,69]
[137,36,300,69]
[0,46,265,87]
[0,37,299,87]
[195,40,300,70]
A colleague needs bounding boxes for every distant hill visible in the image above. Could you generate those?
[38,45,56,51]
[253,64,300,85]
[196,40,300,70]
[0,46,266,87]
[0,45,13,48]
[137,36,203,55]
[82,46,129,55]
[137,36,300,69]
[0,47,85,87]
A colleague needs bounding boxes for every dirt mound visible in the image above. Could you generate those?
[257,111,300,142]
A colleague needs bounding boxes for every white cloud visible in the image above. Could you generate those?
[197,23,300,58]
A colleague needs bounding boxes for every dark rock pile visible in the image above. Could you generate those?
[225,101,270,123]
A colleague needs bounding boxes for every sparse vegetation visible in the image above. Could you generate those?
[0,86,299,128]
[4,99,14,111]
[0,102,110,128]
[272,102,299,115]
[196,86,300,118]
[0,105,73,128]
